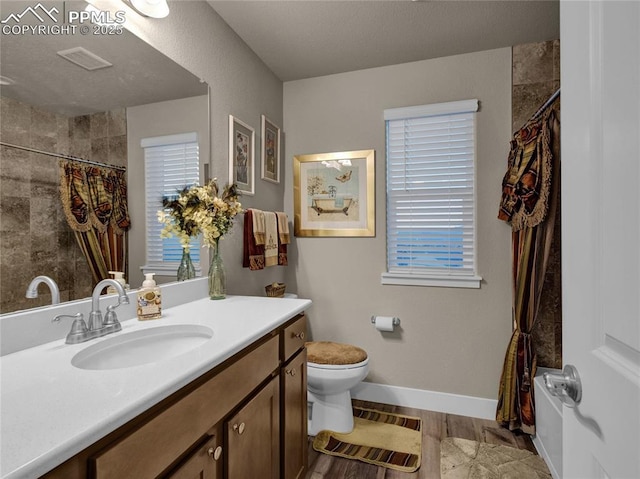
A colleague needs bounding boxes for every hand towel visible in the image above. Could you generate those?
[275,211,290,244]
[251,208,266,245]
[263,211,279,267]
[276,212,289,266]
[243,209,265,270]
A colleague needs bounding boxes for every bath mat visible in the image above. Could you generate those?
[312,406,422,472]
[440,437,552,479]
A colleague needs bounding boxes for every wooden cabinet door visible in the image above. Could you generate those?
[282,315,306,362]
[164,431,223,479]
[282,348,307,479]
[226,377,280,479]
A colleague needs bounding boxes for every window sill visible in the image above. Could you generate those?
[381,272,482,289]
[141,263,203,277]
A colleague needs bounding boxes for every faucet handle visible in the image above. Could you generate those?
[103,304,122,333]
[53,313,90,344]
[52,312,84,324]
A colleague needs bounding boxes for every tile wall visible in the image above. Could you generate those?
[0,96,127,314]
[511,40,562,369]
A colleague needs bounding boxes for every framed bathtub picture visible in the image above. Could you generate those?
[293,149,375,237]
[260,115,280,184]
[229,115,255,195]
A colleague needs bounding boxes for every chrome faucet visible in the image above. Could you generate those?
[89,279,129,331]
[53,279,130,344]
[25,276,60,305]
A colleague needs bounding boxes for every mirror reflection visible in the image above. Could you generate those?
[0,1,209,314]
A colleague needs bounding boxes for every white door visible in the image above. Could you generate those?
[561,1,640,478]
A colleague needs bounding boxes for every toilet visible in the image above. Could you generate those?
[306,341,369,436]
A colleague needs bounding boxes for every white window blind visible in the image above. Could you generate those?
[383,99,481,288]
[143,133,200,267]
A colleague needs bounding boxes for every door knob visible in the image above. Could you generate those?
[543,364,582,407]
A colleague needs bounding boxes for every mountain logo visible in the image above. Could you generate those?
[1,3,59,24]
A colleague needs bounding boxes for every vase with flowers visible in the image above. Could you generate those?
[158,179,242,299]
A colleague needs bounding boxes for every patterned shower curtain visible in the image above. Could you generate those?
[59,160,131,286]
[495,103,560,434]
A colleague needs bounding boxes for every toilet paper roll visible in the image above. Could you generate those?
[373,316,396,332]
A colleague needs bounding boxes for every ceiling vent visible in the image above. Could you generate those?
[56,47,113,71]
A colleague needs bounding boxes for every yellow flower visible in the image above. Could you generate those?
[157,179,242,249]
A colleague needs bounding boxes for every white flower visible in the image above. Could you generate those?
[157,180,242,249]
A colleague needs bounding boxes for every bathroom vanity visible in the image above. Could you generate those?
[0,294,310,479]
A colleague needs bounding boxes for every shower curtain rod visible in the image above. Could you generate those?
[0,141,127,172]
[526,88,561,127]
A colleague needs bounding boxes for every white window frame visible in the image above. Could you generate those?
[141,132,202,276]
[382,99,482,289]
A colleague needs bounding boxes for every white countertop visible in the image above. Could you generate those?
[0,295,311,479]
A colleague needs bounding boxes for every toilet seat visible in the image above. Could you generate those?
[306,341,368,365]
[307,358,369,370]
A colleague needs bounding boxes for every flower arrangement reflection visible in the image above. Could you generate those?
[158,180,241,295]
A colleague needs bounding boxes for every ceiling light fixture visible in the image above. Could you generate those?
[126,0,169,19]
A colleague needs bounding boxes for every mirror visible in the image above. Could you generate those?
[0,1,209,315]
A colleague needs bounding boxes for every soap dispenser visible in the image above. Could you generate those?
[137,273,162,320]
[107,271,128,294]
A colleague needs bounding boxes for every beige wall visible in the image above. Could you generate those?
[126,95,209,288]
[95,0,288,294]
[283,48,514,399]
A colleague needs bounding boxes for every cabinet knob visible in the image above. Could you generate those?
[292,331,305,340]
[208,445,223,461]
[233,422,246,435]
[285,368,296,376]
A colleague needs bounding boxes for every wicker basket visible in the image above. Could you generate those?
[265,282,286,298]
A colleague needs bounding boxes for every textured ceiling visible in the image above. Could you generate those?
[208,0,560,82]
[0,1,207,117]
[0,1,560,117]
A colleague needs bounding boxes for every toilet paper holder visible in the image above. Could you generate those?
[370,316,401,326]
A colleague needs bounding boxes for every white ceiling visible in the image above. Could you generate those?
[0,1,207,117]
[0,1,560,117]
[208,0,560,82]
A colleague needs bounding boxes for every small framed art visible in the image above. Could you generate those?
[229,115,255,195]
[261,114,280,184]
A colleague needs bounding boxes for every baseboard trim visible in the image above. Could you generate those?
[532,434,561,479]
[351,381,498,420]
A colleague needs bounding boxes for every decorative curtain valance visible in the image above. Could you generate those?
[59,160,131,234]
[59,160,131,285]
[497,108,555,231]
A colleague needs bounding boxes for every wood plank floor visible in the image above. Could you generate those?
[305,399,538,479]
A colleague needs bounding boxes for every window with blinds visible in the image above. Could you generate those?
[382,99,481,288]
[142,132,201,269]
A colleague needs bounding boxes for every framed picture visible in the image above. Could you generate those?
[229,115,255,195]
[261,115,280,184]
[293,149,375,237]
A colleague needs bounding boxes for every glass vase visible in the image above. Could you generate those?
[208,239,226,300]
[177,248,196,281]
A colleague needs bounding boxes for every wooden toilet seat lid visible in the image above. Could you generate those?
[305,341,368,365]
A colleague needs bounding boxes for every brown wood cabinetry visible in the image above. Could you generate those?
[226,377,280,478]
[166,429,223,479]
[282,348,307,479]
[40,313,308,479]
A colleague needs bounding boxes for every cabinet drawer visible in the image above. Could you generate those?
[282,315,306,362]
[91,335,279,479]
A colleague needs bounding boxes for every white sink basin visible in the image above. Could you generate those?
[71,324,213,370]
